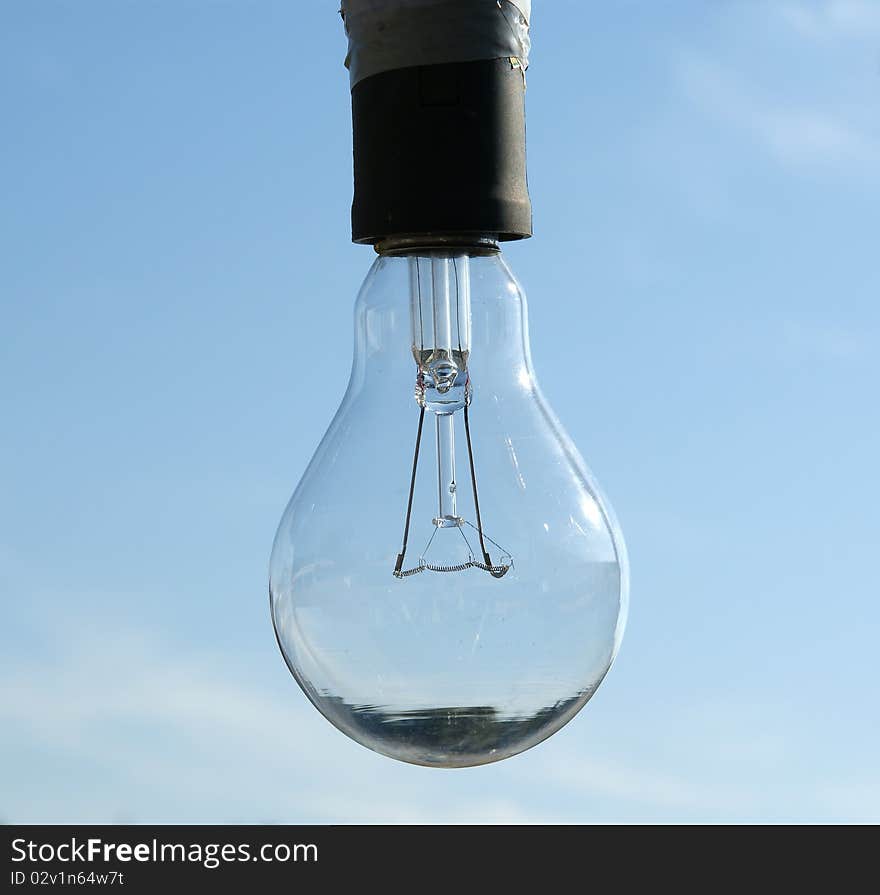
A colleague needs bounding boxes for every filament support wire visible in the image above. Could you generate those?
[393,405,511,580]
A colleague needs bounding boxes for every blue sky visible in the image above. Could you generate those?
[2,1,879,822]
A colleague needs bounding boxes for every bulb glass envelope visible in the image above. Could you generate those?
[270,248,628,767]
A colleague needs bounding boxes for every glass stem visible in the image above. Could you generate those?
[431,257,454,352]
[435,412,459,526]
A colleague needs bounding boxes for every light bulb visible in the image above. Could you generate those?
[270,243,628,767]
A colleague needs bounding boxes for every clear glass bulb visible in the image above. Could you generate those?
[270,243,628,768]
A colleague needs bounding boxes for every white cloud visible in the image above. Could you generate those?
[781,0,880,40]
[676,53,880,173]
[763,108,879,168]
[3,607,876,823]
[0,612,626,823]
[781,319,873,363]
[541,752,713,810]
[818,781,880,822]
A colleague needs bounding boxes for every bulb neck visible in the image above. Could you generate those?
[375,235,501,257]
